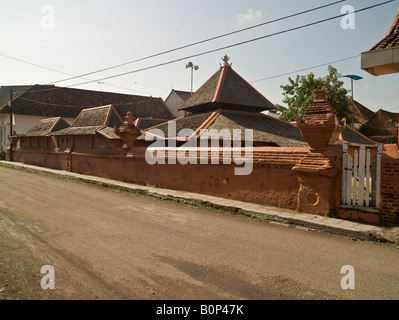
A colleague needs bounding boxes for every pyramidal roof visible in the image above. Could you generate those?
[178,55,276,114]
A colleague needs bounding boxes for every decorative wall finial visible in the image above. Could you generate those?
[314,90,328,103]
[114,112,141,156]
[124,111,135,125]
[296,90,344,150]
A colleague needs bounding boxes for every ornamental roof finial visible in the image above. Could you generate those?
[221,54,232,67]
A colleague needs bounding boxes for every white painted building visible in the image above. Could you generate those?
[0,114,74,151]
[164,90,192,118]
[0,85,32,151]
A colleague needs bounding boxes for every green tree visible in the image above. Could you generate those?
[359,122,373,136]
[276,66,350,123]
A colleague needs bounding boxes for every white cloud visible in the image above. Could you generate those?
[237,8,262,24]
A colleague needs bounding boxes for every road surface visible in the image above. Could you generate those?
[0,166,398,300]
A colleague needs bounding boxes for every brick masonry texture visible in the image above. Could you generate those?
[380,158,399,224]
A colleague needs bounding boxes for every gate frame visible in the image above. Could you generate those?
[341,143,383,211]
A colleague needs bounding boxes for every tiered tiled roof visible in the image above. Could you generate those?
[145,60,378,147]
[143,108,376,147]
[178,58,276,114]
[206,110,306,147]
[143,109,308,147]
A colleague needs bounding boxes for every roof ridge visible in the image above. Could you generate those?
[47,117,63,136]
[385,11,399,37]
[106,104,124,126]
[95,124,108,134]
[194,109,222,139]
[212,66,229,103]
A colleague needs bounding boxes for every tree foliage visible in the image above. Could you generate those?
[276,66,350,123]
[358,122,373,136]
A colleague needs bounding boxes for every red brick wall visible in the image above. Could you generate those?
[380,155,399,224]
[11,147,308,211]
[9,143,399,226]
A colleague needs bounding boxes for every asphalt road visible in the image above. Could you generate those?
[0,166,398,300]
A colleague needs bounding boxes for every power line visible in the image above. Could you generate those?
[0,50,85,71]
[21,0,396,96]
[4,55,361,98]
[0,52,165,96]
[61,0,395,89]
[0,52,75,76]
[249,55,360,83]
[47,0,347,85]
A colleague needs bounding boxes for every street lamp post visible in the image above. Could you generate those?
[343,74,363,127]
[186,62,199,96]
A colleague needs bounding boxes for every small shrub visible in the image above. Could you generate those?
[325,208,339,218]
[0,151,6,160]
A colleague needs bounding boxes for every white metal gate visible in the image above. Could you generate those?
[341,144,383,209]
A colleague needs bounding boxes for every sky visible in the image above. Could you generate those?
[0,0,398,113]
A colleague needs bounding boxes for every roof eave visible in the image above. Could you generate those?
[361,46,399,76]
[181,102,272,114]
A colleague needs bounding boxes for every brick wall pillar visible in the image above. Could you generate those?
[379,145,399,225]
[293,90,344,215]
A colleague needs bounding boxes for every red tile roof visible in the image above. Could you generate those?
[351,100,375,125]
[371,11,399,50]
